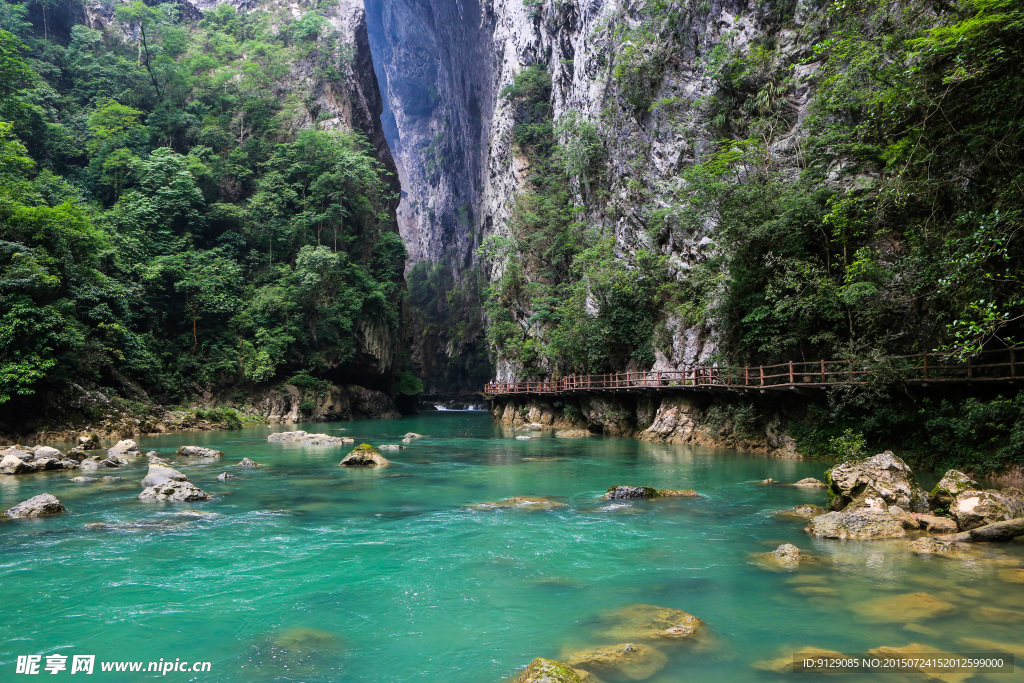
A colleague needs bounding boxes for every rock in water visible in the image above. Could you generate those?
[139,481,210,502]
[555,429,591,438]
[70,476,96,483]
[217,472,236,481]
[78,434,100,450]
[268,431,307,443]
[0,453,35,474]
[467,497,568,511]
[564,643,667,681]
[950,488,1024,530]
[793,477,826,488]
[513,658,586,683]
[141,463,189,488]
[177,445,223,458]
[825,451,929,512]
[378,444,404,451]
[6,493,67,518]
[658,489,699,497]
[402,433,424,439]
[930,470,979,507]
[777,504,827,520]
[237,457,260,468]
[772,544,802,562]
[758,478,777,485]
[107,439,140,458]
[600,604,705,641]
[33,446,62,459]
[806,509,907,539]
[604,486,660,500]
[910,513,958,534]
[338,444,390,467]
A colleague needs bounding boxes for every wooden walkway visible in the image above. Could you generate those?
[483,347,1024,397]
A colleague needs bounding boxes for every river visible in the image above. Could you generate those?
[1,412,1021,681]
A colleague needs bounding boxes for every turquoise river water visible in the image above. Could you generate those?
[2,412,1023,681]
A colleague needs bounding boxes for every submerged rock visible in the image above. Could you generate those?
[950,488,1024,530]
[825,451,929,512]
[141,463,188,489]
[658,489,699,498]
[139,481,210,502]
[793,477,826,488]
[806,509,907,539]
[753,646,845,674]
[70,476,96,483]
[555,429,591,438]
[338,444,390,467]
[271,627,342,653]
[403,433,424,439]
[564,642,667,681]
[107,439,140,458]
[909,537,973,556]
[758,478,777,485]
[600,604,705,642]
[512,658,587,683]
[237,457,261,468]
[772,544,802,562]
[378,444,404,451]
[930,469,979,507]
[604,486,660,500]
[853,592,956,622]
[177,445,223,458]
[777,504,827,521]
[467,496,567,511]
[268,431,307,443]
[6,493,66,518]
[217,472,236,481]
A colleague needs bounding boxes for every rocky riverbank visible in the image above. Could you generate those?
[1,382,402,445]
[491,394,800,458]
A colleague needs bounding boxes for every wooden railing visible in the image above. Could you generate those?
[483,347,1024,396]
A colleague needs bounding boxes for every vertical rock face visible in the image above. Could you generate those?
[368,0,821,383]
[365,0,494,267]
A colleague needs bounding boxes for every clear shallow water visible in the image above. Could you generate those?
[1,413,1023,681]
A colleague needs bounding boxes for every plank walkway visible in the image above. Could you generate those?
[483,347,1024,397]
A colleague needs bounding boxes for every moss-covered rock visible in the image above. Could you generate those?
[825,451,929,512]
[512,657,584,683]
[599,604,705,642]
[929,469,978,507]
[657,489,699,497]
[563,642,667,680]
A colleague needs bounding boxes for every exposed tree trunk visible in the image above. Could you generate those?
[937,517,1024,543]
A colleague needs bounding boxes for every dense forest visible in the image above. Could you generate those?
[0,0,413,431]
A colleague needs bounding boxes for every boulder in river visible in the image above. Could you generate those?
[950,488,1024,530]
[772,544,802,563]
[78,434,101,450]
[600,604,705,641]
[141,463,189,488]
[269,430,348,446]
[563,642,667,681]
[6,493,66,518]
[604,485,660,500]
[139,481,210,502]
[378,444,404,451]
[177,445,223,458]
[33,446,62,459]
[70,476,96,483]
[758,478,777,485]
[217,472,236,481]
[339,444,390,467]
[237,457,260,468]
[0,453,34,474]
[555,430,591,438]
[930,469,979,507]
[793,477,826,488]
[107,439,140,459]
[403,433,424,439]
[825,451,929,512]
[512,658,589,683]
[806,508,907,539]
[910,513,958,534]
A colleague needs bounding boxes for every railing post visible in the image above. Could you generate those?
[760,367,764,387]
[820,359,825,383]
[788,361,794,385]
[923,354,928,379]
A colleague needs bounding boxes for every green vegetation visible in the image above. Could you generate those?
[0,0,411,427]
